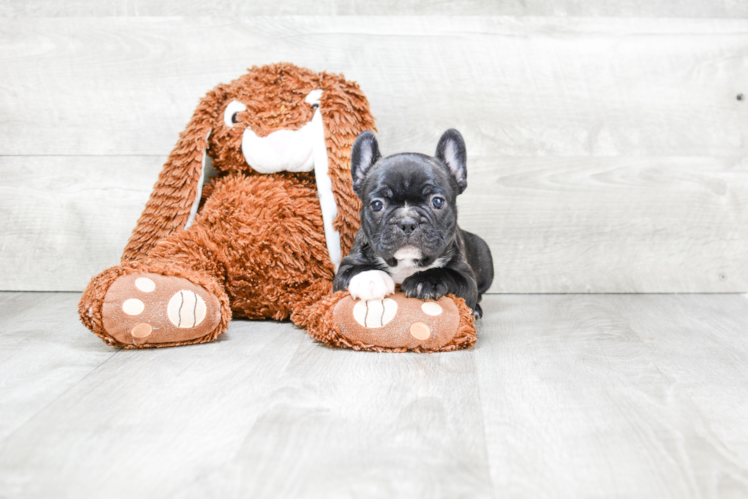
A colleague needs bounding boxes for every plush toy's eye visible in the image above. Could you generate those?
[371,200,384,212]
[224,100,247,128]
[305,89,323,112]
[432,197,445,209]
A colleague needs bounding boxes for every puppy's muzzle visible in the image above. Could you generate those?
[396,217,419,235]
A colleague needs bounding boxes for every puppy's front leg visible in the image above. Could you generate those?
[334,258,396,301]
[347,270,396,301]
[401,267,478,310]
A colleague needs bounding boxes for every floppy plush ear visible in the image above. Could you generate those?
[317,72,376,260]
[351,131,381,197]
[435,129,467,194]
[121,87,225,262]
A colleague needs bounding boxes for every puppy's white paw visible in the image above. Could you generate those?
[348,270,396,301]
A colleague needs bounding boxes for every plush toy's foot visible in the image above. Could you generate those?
[100,272,222,348]
[320,292,476,352]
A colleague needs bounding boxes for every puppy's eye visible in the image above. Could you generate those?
[371,200,384,212]
[432,197,445,209]
[231,112,240,124]
[311,103,319,110]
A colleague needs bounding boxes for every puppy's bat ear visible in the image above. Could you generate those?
[351,130,381,197]
[435,129,467,194]
[121,86,226,262]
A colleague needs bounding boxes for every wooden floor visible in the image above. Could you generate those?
[0,293,747,497]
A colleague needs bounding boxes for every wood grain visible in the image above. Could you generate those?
[1,0,746,17]
[0,293,118,442]
[0,156,160,291]
[0,298,308,497]
[1,292,747,497]
[0,16,746,293]
[0,17,745,157]
[0,292,489,498]
[474,293,748,497]
[178,339,490,497]
[3,154,745,293]
[459,155,748,292]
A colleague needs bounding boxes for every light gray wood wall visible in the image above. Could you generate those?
[2,0,747,18]
[0,5,746,292]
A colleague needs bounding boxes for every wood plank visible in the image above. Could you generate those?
[1,0,746,18]
[0,310,308,497]
[0,17,745,157]
[0,292,117,443]
[0,156,160,291]
[175,340,490,497]
[0,293,489,497]
[2,154,746,293]
[459,155,748,293]
[2,292,748,496]
[616,294,748,495]
[474,293,748,497]
[1,16,747,292]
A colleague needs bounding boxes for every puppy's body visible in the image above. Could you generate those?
[333,130,494,317]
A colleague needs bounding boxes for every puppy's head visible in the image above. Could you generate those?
[351,129,468,263]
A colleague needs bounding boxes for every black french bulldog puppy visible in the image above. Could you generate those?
[333,129,494,318]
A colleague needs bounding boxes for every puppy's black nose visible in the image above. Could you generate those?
[397,217,419,234]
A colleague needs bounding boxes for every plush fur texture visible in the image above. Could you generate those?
[300,292,476,353]
[78,63,477,352]
[121,64,369,263]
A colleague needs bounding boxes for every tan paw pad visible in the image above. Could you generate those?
[131,323,153,343]
[352,298,397,328]
[410,322,431,340]
[135,277,156,292]
[122,298,145,315]
[167,290,207,328]
[333,293,460,351]
[421,302,443,316]
[102,272,221,347]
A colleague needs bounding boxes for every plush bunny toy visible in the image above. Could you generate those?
[79,63,476,352]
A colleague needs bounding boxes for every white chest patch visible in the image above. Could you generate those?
[379,246,449,285]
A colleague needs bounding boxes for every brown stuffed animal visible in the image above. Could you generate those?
[78,63,476,352]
